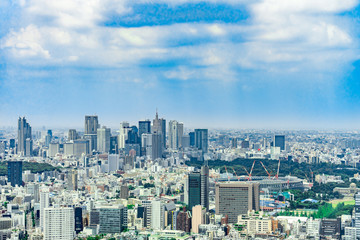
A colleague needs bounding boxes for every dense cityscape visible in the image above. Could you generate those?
[0,113,360,239]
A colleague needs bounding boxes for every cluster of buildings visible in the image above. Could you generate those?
[1,114,360,239]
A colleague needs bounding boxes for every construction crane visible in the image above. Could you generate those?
[224,166,231,182]
[243,160,256,181]
[260,161,272,179]
[310,168,314,183]
[231,167,241,181]
[243,166,251,181]
[275,159,281,180]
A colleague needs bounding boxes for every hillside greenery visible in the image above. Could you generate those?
[0,161,58,176]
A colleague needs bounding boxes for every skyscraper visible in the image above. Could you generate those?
[84,115,99,134]
[139,120,151,142]
[17,117,32,156]
[118,122,130,150]
[152,133,163,160]
[200,165,209,211]
[74,207,83,234]
[40,191,50,230]
[215,182,260,223]
[168,120,184,150]
[99,206,128,234]
[68,129,78,141]
[84,115,99,152]
[43,207,75,240]
[274,135,285,151]
[7,161,22,187]
[97,126,111,153]
[355,192,360,239]
[195,129,208,153]
[187,172,201,210]
[152,111,166,149]
[151,200,165,230]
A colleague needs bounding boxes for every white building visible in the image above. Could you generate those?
[151,200,165,230]
[97,126,110,153]
[43,207,75,240]
[118,122,130,149]
[40,191,50,230]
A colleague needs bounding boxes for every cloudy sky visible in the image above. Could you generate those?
[1,0,360,129]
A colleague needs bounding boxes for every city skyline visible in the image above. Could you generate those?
[1,1,360,129]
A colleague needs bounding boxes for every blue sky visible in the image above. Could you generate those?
[1,0,360,129]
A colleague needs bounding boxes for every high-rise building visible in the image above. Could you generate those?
[152,133,163,160]
[151,200,165,230]
[186,165,209,211]
[118,122,130,150]
[141,133,152,157]
[99,206,128,234]
[7,161,22,187]
[192,205,206,233]
[139,120,151,143]
[110,136,118,154]
[97,126,111,153]
[40,191,50,230]
[43,207,75,240]
[215,182,260,223]
[152,111,166,149]
[120,185,129,200]
[274,135,285,151]
[231,138,238,148]
[74,207,83,234]
[45,130,52,147]
[26,183,40,202]
[84,115,99,152]
[189,132,195,147]
[200,165,209,211]
[176,207,191,233]
[355,192,360,239]
[17,117,32,156]
[127,126,139,144]
[68,129,78,141]
[195,129,208,153]
[67,170,78,191]
[168,120,184,150]
[84,115,99,134]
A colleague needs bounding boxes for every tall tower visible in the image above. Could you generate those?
[84,115,99,152]
[355,192,360,239]
[139,120,151,143]
[200,165,209,211]
[17,117,32,156]
[152,111,166,149]
[195,129,208,153]
[97,126,111,153]
[274,135,286,151]
[7,161,22,187]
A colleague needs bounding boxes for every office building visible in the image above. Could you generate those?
[17,117,32,156]
[97,126,110,153]
[195,129,208,153]
[120,185,129,199]
[152,111,166,149]
[168,120,184,150]
[320,218,341,239]
[85,115,99,134]
[84,115,99,152]
[40,191,50,230]
[152,133,163,160]
[43,207,75,240]
[200,165,209,211]
[151,200,165,230]
[126,126,140,144]
[110,136,118,154]
[45,130,52,147]
[74,207,83,234]
[231,138,237,148]
[176,207,191,233]
[7,161,22,187]
[139,120,151,142]
[99,206,128,234]
[241,140,250,149]
[192,205,206,234]
[118,122,130,149]
[141,133,152,157]
[186,165,209,211]
[355,192,360,239]
[68,129,78,141]
[26,183,40,202]
[67,170,78,191]
[73,140,89,156]
[189,132,195,147]
[48,143,59,157]
[215,182,260,223]
[274,135,285,151]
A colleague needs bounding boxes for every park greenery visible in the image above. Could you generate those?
[278,202,354,219]
[0,161,59,176]
[186,158,359,181]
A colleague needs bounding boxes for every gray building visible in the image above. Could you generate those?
[18,117,32,156]
[195,129,208,153]
[97,126,110,153]
[274,135,285,151]
[152,111,166,149]
[215,182,260,223]
[152,133,163,160]
[99,206,128,234]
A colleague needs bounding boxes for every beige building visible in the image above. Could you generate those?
[333,183,360,196]
[237,211,272,235]
[215,182,260,223]
[192,205,206,233]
